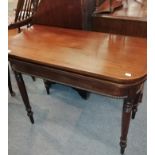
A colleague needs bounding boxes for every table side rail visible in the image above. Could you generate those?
[9,58,146,98]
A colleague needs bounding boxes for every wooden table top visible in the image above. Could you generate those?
[9,25,146,83]
[94,0,147,21]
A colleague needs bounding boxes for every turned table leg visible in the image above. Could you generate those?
[120,98,133,154]
[8,67,15,97]
[14,71,34,124]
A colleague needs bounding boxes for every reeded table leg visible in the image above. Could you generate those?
[14,71,34,124]
[8,67,15,97]
[120,98,133,154]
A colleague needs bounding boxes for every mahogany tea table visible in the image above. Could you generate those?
[8,25,146,154]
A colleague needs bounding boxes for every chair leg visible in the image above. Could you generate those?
[8,66,15,96]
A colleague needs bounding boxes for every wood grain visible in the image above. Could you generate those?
[9,25,146,84]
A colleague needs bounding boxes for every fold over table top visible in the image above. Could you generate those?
[9,25,146,84]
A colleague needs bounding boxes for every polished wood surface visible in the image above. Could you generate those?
[92,0,147,37]
[8,2,147,153]
[29,0,96,98]
[9,25,146,84]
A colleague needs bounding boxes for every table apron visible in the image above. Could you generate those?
[9,58,145,98]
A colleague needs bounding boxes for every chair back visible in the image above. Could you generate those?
[32,0,96,30]
[15,0,41,22]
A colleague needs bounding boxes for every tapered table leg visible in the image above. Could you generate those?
[43,80,53,94]
[8,67,15,97]
[120,98,133,154]
[132,93,141,119]
[73,88,90,100]
[14,71,34,124]
[138,92,143,103]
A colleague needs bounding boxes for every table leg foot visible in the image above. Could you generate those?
[14,71,34,124]
[10,91,16,97]
[120,141,126,154]
[132,111,136,119]
[31,76,36,81]
[120,147,125,155]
